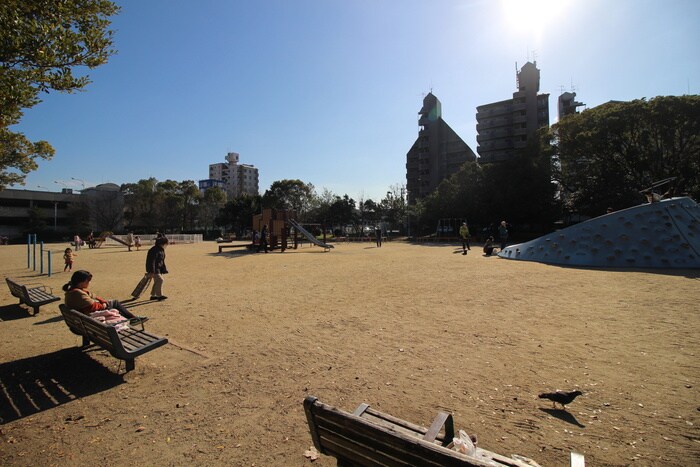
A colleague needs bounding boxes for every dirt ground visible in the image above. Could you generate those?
[0,239,698,466]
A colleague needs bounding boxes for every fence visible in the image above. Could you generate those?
[107,233,203,246]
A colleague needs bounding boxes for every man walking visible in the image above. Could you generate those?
[459,222,471,255]
[146,236,169,300]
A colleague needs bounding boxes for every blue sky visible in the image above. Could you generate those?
[11,0,700,201]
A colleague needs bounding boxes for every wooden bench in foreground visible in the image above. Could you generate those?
[5,277,61,314]
[304,396,537,467]
[59,304,168,372]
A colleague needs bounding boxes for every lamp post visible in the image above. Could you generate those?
[71,177,86,190]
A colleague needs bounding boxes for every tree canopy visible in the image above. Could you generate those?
[552,95,700,216]
[0,0,120,189]
[262,179,315,215]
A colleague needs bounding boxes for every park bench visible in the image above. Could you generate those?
[5,277,61,314]
[303,396,535,467]
[218,243,254,253]
[59,304,168,372]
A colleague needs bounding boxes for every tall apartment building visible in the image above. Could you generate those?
[558,91,585,120]
[476,62,550,163]
[201,152,259,198]
[406,93,477,205]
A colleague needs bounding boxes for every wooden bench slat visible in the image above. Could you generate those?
[311,407,465,466]
[316,425,449,467]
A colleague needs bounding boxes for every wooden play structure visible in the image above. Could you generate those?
[251,208,333,252]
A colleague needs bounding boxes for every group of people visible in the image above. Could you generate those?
[62,233,171,327]
[458,220,510,256]
[126,231,142,252]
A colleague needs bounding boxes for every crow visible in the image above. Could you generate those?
[538,390,583,409]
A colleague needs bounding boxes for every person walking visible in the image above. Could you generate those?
[498,221,509,251]
[459,222,471,255]
[146,237,169,300]
[375,226,382,247]
[63,248,76,272]
[126,231,135,252]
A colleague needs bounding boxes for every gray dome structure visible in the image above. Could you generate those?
[499,197,700,269]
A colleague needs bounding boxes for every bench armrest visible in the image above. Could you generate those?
[424,411,454,446]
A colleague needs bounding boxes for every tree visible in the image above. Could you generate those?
[122,178,160,231]
[216,195,261,236]
[0,0,120,189]
[199,186,227,233]
[328,195,356,233]
[178,180,201,231]
[553,96,700,217]
[262,179,315,216]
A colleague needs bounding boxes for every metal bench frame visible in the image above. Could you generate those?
[5,277,60,314]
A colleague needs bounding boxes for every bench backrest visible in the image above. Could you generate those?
[59,304,120,352]
[304,396,493,467]
[5,278,24,299]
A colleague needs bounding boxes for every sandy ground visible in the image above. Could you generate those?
[0,239,699,466]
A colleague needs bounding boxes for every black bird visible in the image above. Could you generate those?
[538,390,583,409]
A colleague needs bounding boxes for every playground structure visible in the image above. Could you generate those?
[250,208,333,252]
[499,197,700,269]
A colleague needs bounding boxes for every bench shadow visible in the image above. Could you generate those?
[539,408,585,428]
[122,299,155,309]
[0,347,124,424]
[0,303,31,321]
[33,315,64,325]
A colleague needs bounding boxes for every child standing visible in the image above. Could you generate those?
[63,248,76,272]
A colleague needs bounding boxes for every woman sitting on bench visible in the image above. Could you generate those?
[63,270,147,324]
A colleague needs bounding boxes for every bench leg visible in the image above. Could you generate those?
[32,305,40,315]
[125,359,135,372]
[82,335,90,347]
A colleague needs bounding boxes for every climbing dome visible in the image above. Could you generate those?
[499,197,700,269]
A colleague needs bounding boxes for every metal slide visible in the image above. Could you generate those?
[288,219,334,251]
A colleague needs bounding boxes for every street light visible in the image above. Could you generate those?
[71,177,86,189]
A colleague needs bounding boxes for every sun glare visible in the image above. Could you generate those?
[501,0,572,36]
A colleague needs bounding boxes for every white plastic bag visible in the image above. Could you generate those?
[452,429,476,456]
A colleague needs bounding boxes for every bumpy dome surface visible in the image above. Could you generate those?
[499,197,700,269]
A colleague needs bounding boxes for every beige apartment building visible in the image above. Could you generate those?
[476,62,550,163]
[204,152,259,198]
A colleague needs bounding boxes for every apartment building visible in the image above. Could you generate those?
[558,91,585,120]
[202,152,259,198]
[406,93,477,205]
[476,62,550,163]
